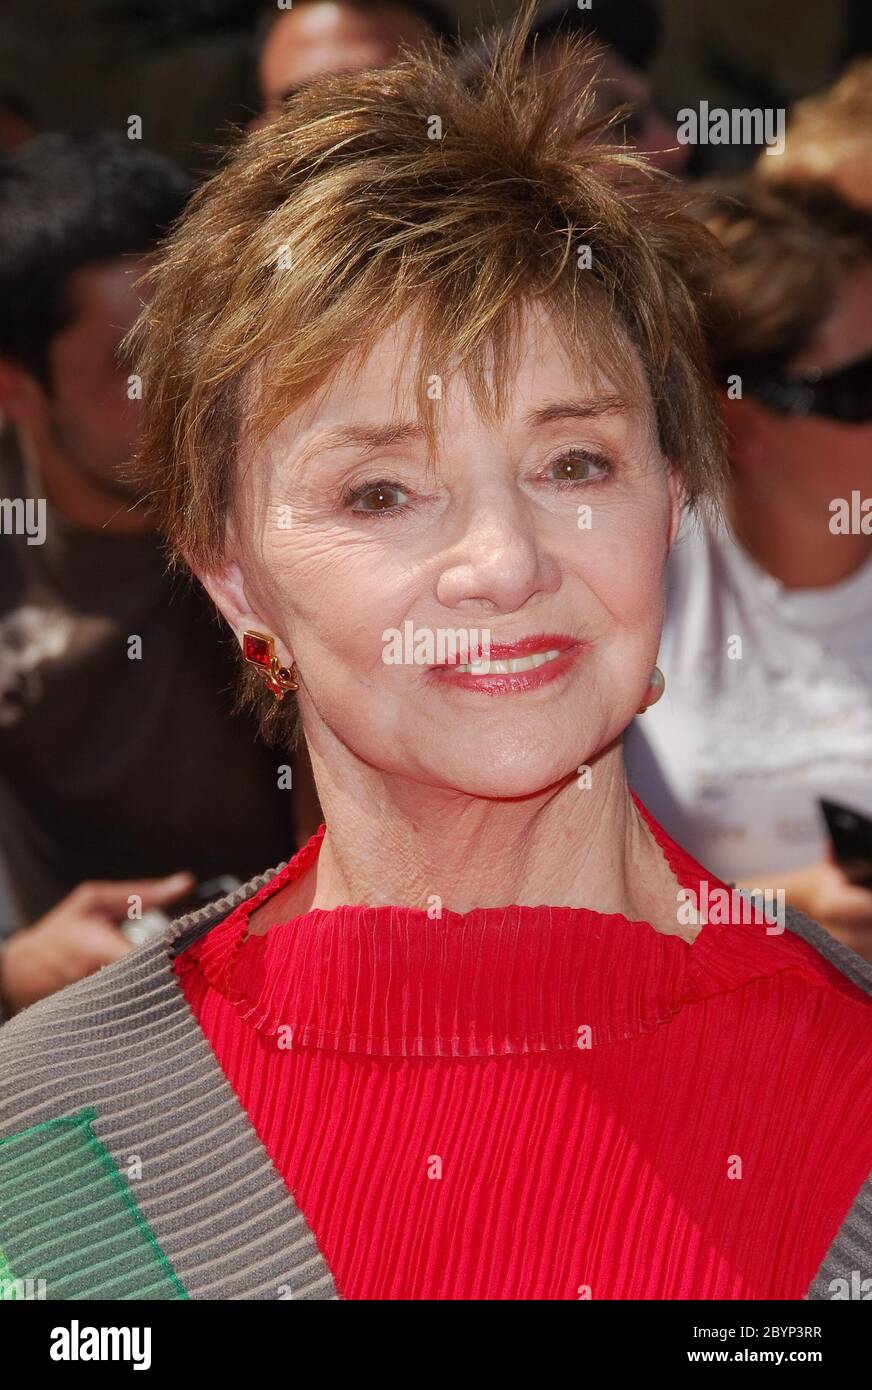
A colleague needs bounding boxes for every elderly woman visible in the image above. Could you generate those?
[0,16,870,1302]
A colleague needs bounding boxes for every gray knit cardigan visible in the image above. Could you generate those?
[0,865,870,1301]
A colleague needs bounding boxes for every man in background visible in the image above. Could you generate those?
[0,133,313,1014]
[253,0,456,126]
[524,0,688,175]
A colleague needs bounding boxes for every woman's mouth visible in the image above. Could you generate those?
[427,636,584,695]
[454,648,563,675]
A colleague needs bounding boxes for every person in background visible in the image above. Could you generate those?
[625,176,872,961]
[756,57,872,212]
[0,133,314,1016]
[458,0,688,176]
[251,0,456,128]
[0,89,35,436]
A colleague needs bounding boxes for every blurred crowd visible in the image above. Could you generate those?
[1,0,871,1018]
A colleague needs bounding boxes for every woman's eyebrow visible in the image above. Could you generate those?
[524,395,629,427]
[288,396,628,471]
[285,421,424,473]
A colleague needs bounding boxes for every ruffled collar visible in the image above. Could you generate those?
[176,795,834,1056]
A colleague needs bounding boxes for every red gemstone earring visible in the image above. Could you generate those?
[242,630,299,701]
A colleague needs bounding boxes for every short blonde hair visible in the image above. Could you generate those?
[128,2,726,579]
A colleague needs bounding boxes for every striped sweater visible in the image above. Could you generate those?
[0,863,870,1300]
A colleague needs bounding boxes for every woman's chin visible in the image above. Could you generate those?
[416,750,586,801]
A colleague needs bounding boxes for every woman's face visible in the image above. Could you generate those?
[211,300,683,798]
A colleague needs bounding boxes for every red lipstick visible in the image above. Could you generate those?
[428,634,584,695]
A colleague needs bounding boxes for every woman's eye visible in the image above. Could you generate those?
[545,449,610,486]
[346,480,409,513]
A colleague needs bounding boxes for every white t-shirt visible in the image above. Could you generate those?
[624,511,872,880]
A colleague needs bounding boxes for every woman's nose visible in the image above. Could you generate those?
[434,491,559,613]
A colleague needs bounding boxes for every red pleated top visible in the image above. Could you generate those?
[173,797,872,1299]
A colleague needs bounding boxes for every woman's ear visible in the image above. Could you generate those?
[197,560,256,635]
[193,558,294,667]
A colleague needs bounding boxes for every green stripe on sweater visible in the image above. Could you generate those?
[0,1108,189,1300]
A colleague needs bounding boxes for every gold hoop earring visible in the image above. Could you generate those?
[242,630,299,701]
[637,665,665,715]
